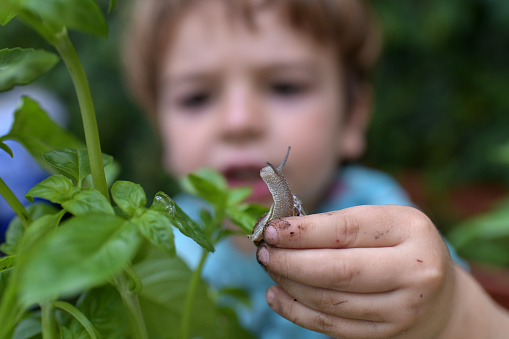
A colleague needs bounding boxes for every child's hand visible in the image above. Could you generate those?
[256,205,486,338]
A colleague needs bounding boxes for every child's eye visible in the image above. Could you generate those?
[270,82,307,97]
[177,92,211,110]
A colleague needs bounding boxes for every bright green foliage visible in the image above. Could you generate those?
[0,141,13,158]
[0,97,84,168]
[0,8,16,25]
[136,253,255,339]
[62,189,115,216]
[17,210,64,256]
[150,191,215,252]
[0,256,15,272]
[226,203,268,234]
[42,149,113,185]
[25,175,78,204]
[18,214,140,307]
[25,175,114,216]
[0,48,59,92]
[2,0,107,38]
[133,209,176,257]
[112,180,147,217]
[449,199,509,267]
[53,300,101,339]
[62,285,128,339]
[0,203,58,256]
[0,1,263,338]
[183,171,228,211]
[11,312,42,339]
[181,168,268,235]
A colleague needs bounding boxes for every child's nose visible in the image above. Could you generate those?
[220,85,265,142]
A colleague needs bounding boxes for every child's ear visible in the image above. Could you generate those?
[339,83,372,160]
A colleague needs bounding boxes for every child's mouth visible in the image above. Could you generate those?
[223,166,271,202]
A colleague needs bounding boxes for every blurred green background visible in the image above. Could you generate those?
[367,0,509,229]
[1,0,509,232]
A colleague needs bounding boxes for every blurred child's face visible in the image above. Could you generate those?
[157,2,365,212]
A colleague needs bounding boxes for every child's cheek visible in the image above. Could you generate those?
[280,126,341,210]
[160,114,202,176]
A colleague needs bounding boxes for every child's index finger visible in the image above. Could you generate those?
[263,205,416,249]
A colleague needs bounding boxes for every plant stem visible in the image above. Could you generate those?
[53,301,99,339]
[0,177,31,228]
[41,302,58,339]
[180,249,209,339]
[51,31,110,201]
[114,271,149,339]
[124,263,144,294]
[0,274,24,339]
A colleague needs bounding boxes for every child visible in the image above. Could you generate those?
[123,0,509,337]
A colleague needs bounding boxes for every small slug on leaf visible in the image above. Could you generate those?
[247,147,306,245]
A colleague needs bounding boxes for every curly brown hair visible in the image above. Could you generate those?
[123,0,382,117]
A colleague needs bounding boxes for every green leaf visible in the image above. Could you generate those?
[171,205,215,253]
[18,210,64,254]
[0,96,84,168]
[136,253,253,339]
[108,0,117,13]
[0,256,16,272]
[0,267,12,304]
[60,327,72,339]
[150,192,214,252]
[448,202,509,267]
[135,255,201,338]
[25,174,77,204]
[150,191,177,215]
[18,214,140,306]
[183,173,227,210]
[12,312,42,339]
[42,149,113,184]
[61,189,114,216]
[66,286,128,339]
[226,186,252,206]
[217,287,251,308]
[195,168,228,189]
[13,0,108,38]
[133,209,176,257]
[81,157,121,189]
[0,141,13,158]
[0,218,23,256]
[0,7,17,25]
[200,209,213,226]
[111,181,146,217]
[53,301,100,339]
[0,48,59,92]
[226,203,268,234]
[0,203,59,255]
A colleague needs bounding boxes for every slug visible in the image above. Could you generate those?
[247,147,306,245]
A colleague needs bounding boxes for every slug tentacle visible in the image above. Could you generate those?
[247,147,306,245]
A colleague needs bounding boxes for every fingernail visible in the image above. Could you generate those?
[257,246,269,266]
[264,225,279,244]
[266,287,275,304]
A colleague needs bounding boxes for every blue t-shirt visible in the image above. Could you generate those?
[174,165,464,339]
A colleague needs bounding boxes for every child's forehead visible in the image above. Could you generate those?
[170,1,314,44]
[164,1,332,71]
[123,0,380,114]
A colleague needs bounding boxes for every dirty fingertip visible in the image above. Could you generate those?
[264,224,279,244]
